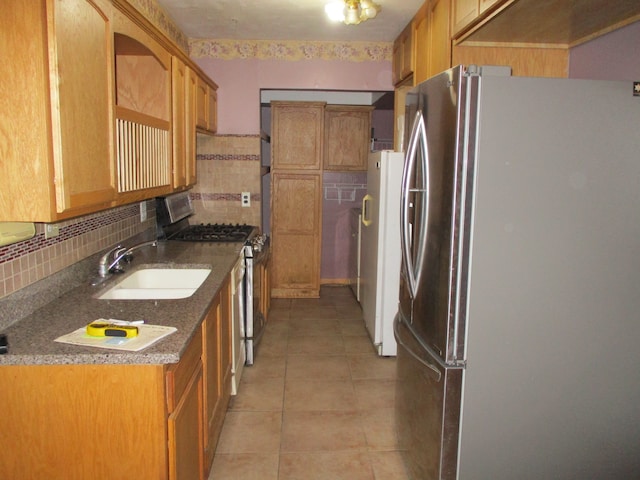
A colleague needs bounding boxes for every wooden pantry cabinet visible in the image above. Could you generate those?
[0,0,117,222]
[323,105,373,171]
[270,101,324,298]
[271,172,323,298]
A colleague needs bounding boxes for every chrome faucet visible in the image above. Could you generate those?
[97,240,157,278]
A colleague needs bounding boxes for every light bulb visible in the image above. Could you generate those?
[363,6,378,19]
[325,1,345,22]
[345,6,360,24]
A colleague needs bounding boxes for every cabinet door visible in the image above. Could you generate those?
[392,22,414,85]
[271,102,325,170]
[52,0,117,214]
[172,57,187,189]
[452,0,479,35]
[113,9,172,200]
[220,277,233,398]
[324,106,372,171]
[429,0,452,78]
[207,85,218,133]
[172,60,197,190]
[202,290,223,471]
[413,2,431,85]
[185,68,198,186]
[196,76,208,130]
[479,0,501,14]
[168,364,204,480]
[414,0,452,85]
[1,0,117,221]
[271,172,322,298]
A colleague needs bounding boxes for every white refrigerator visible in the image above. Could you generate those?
[359,150,404,356]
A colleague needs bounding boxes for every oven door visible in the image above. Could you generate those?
[245,245,269,365]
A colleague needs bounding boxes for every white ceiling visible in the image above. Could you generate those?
[155,0,424,42]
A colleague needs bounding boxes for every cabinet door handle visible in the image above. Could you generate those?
[362,194,372,226]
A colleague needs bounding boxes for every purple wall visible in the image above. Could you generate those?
[195,57,394,135]
[569,21,640,81]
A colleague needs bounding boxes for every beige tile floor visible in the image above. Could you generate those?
[209,285,409,480]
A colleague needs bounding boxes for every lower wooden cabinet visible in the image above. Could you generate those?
[168,365,204,480]
[167,327,205,480]
[271,172,322,298]
[202,276,232,472]
[0,282,233,480]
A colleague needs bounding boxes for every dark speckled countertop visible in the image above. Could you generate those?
[0,240,244,366]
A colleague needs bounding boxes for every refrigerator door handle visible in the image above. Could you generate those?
[362,194,372,226]
[394,314,441,382]
[400,111,430,299]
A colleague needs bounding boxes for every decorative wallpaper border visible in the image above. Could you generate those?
[128,0,189,52]
[128,0,392,62]
[189,39,393,62]
[196,154,260,162]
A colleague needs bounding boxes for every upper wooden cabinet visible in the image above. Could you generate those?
[324,106,373,171]
[392,22,415,85]
[414,0,452,85]
[271,102,325,171]
[196,77,218,135]
[112,8,173,201]
[0,0,117,222]
[0,0,219,222]
[452,0,500,36]
[454,0,640,44]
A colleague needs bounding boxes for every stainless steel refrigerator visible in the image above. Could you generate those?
[394,65,640,479]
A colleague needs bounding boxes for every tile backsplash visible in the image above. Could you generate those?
[0,201,156,299]
[192,134,262,227]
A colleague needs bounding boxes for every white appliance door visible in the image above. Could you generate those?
[359,152,382,346]
[360,151,403,356]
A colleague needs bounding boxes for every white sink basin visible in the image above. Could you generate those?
[98,268,211,300]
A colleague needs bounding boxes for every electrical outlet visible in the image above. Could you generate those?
[45,224,59,239]
[241,192,251,207]
[140,201,147,221]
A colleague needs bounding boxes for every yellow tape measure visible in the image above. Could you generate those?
[86,321,138,338]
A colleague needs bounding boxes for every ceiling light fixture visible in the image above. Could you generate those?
[325,0,382,25]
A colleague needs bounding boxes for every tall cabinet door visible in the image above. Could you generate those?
[271,101,324,298]
[271,172,322,298]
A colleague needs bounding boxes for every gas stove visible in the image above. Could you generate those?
[156,193,258,243]
[169,223,255,243]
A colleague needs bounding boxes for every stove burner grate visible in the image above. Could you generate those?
[170,223,254,243]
